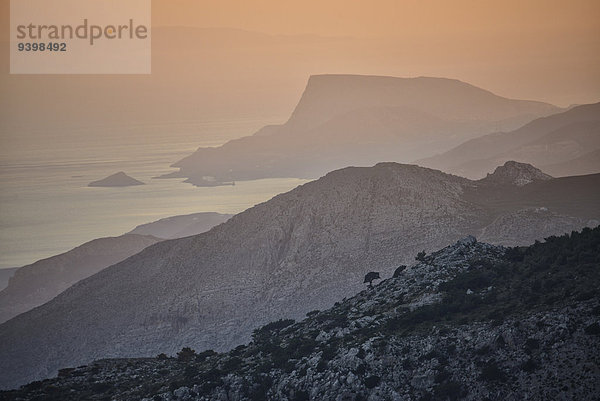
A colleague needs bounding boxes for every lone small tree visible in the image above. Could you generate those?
[393,265,407,278]
[415,250,427,262]
[364,271,380,287]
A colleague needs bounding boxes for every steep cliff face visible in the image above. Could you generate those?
[0,163,598,390]
[287,75,557,130]
[165,75,560,185]
[4,229,599,401]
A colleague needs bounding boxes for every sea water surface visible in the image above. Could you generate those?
[0,118,308,268]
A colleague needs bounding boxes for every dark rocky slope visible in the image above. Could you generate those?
[3,227,599,400]
[0,162,598,390]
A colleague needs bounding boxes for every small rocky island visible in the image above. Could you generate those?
[88,172,145,187]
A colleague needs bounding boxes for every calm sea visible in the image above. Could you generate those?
[0,118,308,268]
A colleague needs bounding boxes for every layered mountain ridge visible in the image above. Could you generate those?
[0,213,231,324]
[0,234,161,325]
[3,228,599,400]
[419,102,600,178]
[128,212,233,240]
[0,162,598,389]
[163,75,559,186]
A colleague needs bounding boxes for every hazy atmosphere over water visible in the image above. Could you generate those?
[0,0,599,397]
[0,1,598,262]
[0,118,306,267]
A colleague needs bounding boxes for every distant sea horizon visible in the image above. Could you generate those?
[0,117,308,269]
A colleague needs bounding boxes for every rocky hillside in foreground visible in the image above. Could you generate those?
[3,228,599,401]
[0,162,598,390]
[419,103,600,179]
[162,75,559,186]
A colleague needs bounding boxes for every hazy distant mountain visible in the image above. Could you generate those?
[88,172,145,187]
[542,148,600,177]
[419,103,600,178]
[1,162,597,389]
[0,268,17,292]
[0,234,161,325]
[162,75,559,186]
[477,160,553,187]
[128,212,233,239]
[0,213,231,324]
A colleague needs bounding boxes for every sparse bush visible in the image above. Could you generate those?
[57,368,75,377]
[524,338,540,354]
[195,349,217,362]
[393,265,407,277]
[177,347,196,362]
[91,382,111,393]
[495,334,506,347]
[169,381,180,393]
[306,310,320,317]
[23,381,43,391]
[475,345,491,355]
[248,374,273,401]
[480,361,507,382]
[260,319,295,332]
[435,369,451,383]
[287,336,318,359]
[364,375,381,389]
[354,363,366,376]
[316,359,328,372]
[433,381,466,400]
[292,390,310,401]
[253,319,295,342]
[521,358,538,373]
[196,368,224,394]
[584,323,600,335]
[222,356,243,372]
[184,365,199,380]
[320,344,337,361]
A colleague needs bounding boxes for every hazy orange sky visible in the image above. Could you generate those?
[1,0,599,136]
[153,0,599,38]
[151,0,600,107]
